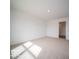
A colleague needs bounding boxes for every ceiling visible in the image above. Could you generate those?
[11,0,69,20]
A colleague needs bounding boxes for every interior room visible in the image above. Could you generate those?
[10,0,69,59]
[59,21,66,39]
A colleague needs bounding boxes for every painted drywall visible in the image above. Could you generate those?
[11,0,69,20]
[46,17,69,40]
[11,10,47,45]
[66,18,69,40]
[46,20,59,38]
[11,9,69,45]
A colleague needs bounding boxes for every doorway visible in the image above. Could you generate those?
[59,22,66,39]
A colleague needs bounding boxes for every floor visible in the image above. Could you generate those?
[11,37,69,59]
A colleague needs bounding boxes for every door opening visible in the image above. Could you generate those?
[59,22,66,39]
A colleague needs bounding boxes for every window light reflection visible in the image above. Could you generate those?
[11,46,25,58]
[23,41,33,48]
[29,45,42,57]
[11,41,42,59]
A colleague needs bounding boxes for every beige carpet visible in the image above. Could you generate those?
[11,37,69,59]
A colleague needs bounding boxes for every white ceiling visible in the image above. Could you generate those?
[11,0,69,20]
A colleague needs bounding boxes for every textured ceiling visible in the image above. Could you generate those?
[11,0,69,20]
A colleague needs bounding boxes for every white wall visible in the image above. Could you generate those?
[66,18,69,40]
[11,10,47,45]
[11,9,69,45]
[46,20,59,38]
[46,17,69,40]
